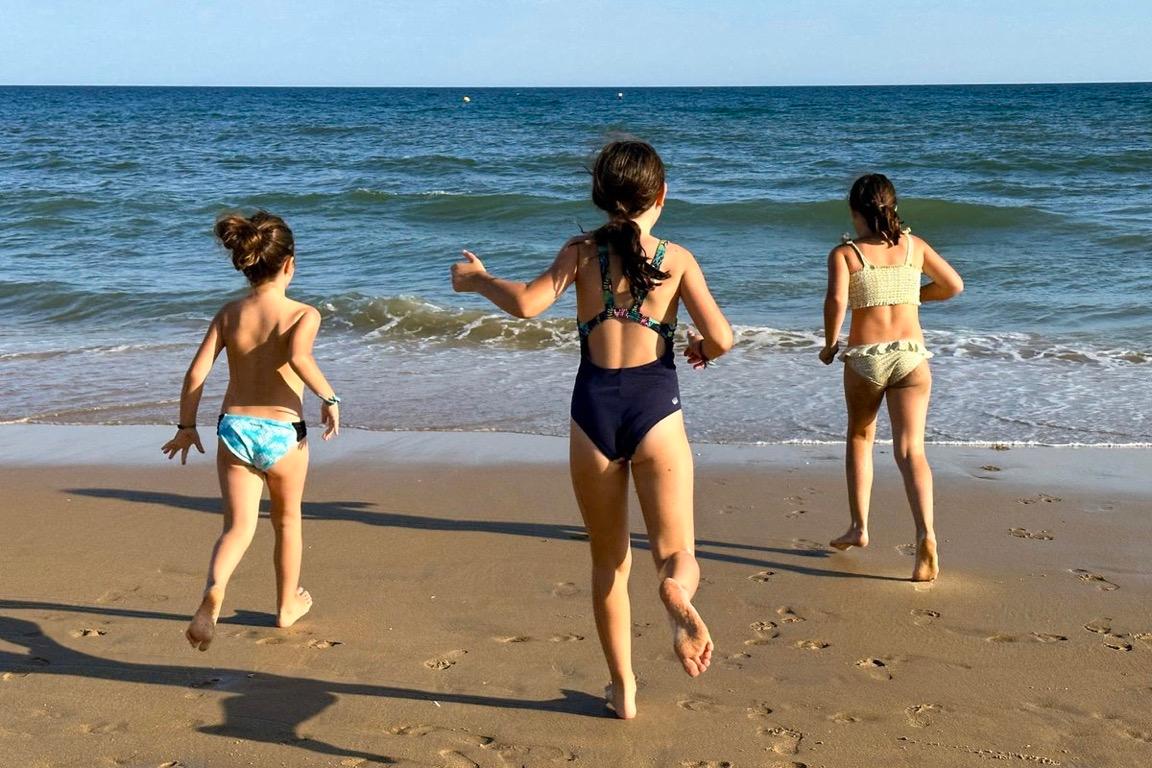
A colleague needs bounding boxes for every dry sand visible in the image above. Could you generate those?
[1,426,1149,767]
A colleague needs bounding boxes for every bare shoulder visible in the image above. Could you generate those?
[829,242,855,264]
[657,239,696,272]
[285,299,320,327]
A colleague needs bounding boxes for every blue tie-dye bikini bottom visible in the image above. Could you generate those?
[217,414,307,472]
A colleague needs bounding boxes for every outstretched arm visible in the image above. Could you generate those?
[680,249,734,368]
[919,239,964,302]
[451,237,585,318]
[288,307,340,440]
[161,316,224,463]
[821,246,850,364]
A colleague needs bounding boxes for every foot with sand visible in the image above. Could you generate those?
[659,577,713,677]
[605,678,638,720]
[185,588,222,651]
[912,538,938,582]
[277,586,313,628]
[830,525,869,551]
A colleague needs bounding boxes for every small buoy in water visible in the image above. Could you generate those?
[617,92,624,99]
[463,95,471,103]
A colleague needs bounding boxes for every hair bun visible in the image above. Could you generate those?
[214,214,271,272]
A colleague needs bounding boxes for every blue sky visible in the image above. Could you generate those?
[1,0,1149,87]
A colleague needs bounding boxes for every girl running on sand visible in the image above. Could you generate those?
[820,174,963,582]
[162,211,340,650]
[451,140,733,718]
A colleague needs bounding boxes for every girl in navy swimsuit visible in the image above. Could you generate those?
[452,140,733,718]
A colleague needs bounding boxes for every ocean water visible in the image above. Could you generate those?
[1,84,1149,445]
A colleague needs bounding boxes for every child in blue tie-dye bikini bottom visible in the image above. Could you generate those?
[161,211,340,652]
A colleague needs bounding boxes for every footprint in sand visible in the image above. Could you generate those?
[905,704,942,728]
[1069,569,1119,591]
[548,633,584,642]
[424,649,468,671]
[895,544,916,556]
[1018,493,1062,505]
[677,696,718,713]
[980,464,1002,472]
[746,702,774,720]
[748,570,776,583]
[1104,634,1134,652]
[254,637,286,646]
[81,721,129,735]
[855,658,892,680]
[985,633,1067,644]
[1009,527,1054,540]
[910,609,941,627]
[777,606,805,623]
[830,712,860,724]
[158,762,188,768]
[784,509,807,519]
[721,652,751,669]
[551,582,579,598]
[306,639,343,649]
[69,628,107,638]
[438,750,480,768]
[794,639,829,650]
[758,726,803,755]
[1084,617,1112,634]
[494,635,531,644]
[681,762,733,768]
[791,538,826,553]
[745,620,779,646]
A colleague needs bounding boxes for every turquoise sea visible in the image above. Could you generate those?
[1,84,1149,444]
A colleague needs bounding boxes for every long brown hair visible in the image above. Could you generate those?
[849,174,905,246]
[214,211,294,285]
[590,140,670,299]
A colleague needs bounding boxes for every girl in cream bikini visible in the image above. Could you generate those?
[820,174,963,582]
[161,211,340,650]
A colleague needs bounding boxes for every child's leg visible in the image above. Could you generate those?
[186,447,265,651]
[631,412,712,680]
[264,440,311,627]
[832,366,885,550]
[569,421,635,719]
[886,364,938,581]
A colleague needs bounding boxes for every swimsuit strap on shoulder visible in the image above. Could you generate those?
[844,238,871,268]
[903,229,914,266]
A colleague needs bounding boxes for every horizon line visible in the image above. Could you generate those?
[1,79,1149,90]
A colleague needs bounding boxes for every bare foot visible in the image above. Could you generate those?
[605,678,637,720]
[659,578,713,677]
[186,590,221,651]
[830,526,869,551]
[912,538,939,582]
[277,587,313,628]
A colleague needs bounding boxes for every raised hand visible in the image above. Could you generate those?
[451,250,488,292]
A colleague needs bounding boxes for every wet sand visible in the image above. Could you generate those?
[1,427,1149,767]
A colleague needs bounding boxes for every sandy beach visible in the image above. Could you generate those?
[1,426,1149,767]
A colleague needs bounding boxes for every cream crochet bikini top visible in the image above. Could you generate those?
[846,231,922,310]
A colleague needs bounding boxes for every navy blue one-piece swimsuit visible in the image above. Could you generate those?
[572,240,681,461]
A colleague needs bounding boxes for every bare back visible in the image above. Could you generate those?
[575,234,685,369]
[217,293,311,419]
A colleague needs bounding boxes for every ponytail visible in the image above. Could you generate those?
[589,140,670,299]
[594,216,669,300]
[848,173,905,246]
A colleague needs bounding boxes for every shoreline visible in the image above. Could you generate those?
[1,423,1148,489]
